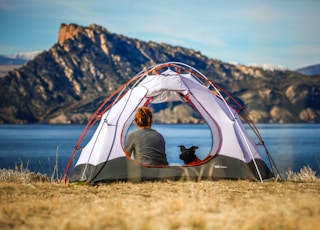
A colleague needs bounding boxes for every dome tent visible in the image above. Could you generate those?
[62,62,280,184]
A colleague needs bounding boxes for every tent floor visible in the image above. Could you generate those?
[69,155,274,184]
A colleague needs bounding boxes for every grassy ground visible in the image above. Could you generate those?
[0,173,319,230]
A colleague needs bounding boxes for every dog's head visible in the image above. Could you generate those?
[178,145,199,164]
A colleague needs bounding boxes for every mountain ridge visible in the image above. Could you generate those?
[296,64,320,76]
[0,23,319,124]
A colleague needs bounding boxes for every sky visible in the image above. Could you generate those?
[0,0,319,70]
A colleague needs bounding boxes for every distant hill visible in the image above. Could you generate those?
[0,52,42,77]
[0,56,25,77]
[0,55,26,65]
[296,64,320,76]
[1,51,41,63]
[248,63,287,71]
[0,23,319,124]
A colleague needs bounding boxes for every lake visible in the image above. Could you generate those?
[0,124,319,178]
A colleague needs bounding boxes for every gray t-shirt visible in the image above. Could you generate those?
[125,128,168,165]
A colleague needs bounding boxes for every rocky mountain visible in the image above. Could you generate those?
[1,23,320,124]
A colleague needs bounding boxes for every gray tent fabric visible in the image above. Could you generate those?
[64,62,279,183]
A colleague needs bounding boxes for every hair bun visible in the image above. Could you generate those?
[135,107,152,128]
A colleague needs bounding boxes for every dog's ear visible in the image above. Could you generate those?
[178,145,186,151]
[191,146,199,150]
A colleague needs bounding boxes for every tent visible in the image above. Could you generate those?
[62,62,280,184]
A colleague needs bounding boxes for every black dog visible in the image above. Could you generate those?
[178,145,201,165]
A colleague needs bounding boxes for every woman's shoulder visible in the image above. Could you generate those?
[129,128,147,135]
[129,128,158,134]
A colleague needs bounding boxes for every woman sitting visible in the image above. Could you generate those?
[125,107,168,166]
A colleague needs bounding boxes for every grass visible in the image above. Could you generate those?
[286,165,319,182]
[0,163,50,184]
[0,167,319,230]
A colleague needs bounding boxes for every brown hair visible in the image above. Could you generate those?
[134,107,152,128]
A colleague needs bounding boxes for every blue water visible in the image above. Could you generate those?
[0,124,319,177]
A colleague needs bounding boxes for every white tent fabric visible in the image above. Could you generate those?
[76,86,148,166]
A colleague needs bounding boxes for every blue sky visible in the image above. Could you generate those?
[0,0,319,70]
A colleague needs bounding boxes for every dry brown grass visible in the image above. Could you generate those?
[286,165,319,182]
[0,177,319,230]
[0,168,50,184]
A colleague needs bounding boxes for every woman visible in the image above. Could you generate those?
[125,107,168,166]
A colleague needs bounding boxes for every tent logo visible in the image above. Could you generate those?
[214,165,227,169]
